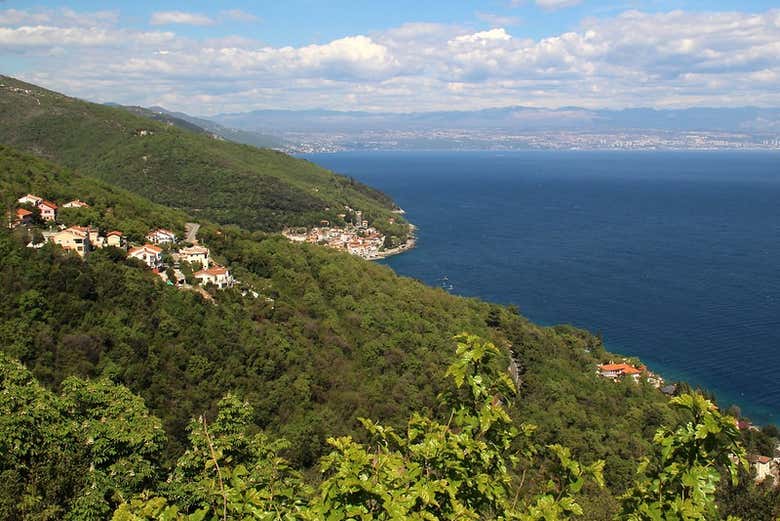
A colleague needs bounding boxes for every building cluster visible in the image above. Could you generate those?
[10,193,236,292]
[282,209,387,259]
[596,361,663,388]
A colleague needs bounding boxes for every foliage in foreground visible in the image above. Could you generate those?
[50,335,741,521]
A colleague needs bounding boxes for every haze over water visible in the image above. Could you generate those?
[307,151,780,425]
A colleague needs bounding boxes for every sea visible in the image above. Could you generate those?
[304,151,780,425]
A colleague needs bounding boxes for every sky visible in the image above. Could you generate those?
[2,0,780,115]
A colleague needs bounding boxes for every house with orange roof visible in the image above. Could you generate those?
[194,265,233,289]
[749,455,779,485]
[14,208,33,226]
[38,200,58,222]
[598,362,645,382]
[128,243,163,269]
[49,226,91,257]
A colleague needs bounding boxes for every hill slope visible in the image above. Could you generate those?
[0,76,404,235]
[0,145,678,483]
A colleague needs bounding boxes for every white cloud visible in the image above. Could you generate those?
[150,11,214,26]
[0,25,175,48]
[0,7,118,27]
[536,0,582,10]
[451,28,513,44]
[4,7,780,113]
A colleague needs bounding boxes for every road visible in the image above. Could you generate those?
[184,222,200,244]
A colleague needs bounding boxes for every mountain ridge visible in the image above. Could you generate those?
[0,75,407,237]
[209,105,780,133]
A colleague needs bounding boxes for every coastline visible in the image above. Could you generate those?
[367,223,417,261]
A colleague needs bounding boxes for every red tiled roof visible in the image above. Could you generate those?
[56,226,88,238]
[39,200,58,210]
[599,363,643,375]
[195,265,228,276]
[129,243,163,255]
[107,230,123,237]
[16,208,32,217]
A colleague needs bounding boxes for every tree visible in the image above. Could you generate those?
[617,393,747,520]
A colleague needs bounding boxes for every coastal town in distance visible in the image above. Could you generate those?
[285,129,780,154]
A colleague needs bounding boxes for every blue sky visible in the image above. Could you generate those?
[2,1,780,114]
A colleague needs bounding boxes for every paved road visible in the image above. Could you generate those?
[184,222,200,244]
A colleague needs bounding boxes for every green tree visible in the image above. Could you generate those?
[617,393,747,521]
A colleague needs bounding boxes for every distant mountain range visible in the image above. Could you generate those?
[208,106,780,134]
[111,102,780,151]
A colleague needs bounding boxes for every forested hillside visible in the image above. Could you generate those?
[1,146,778,519]
[0,76,405,236]
[0,147,663,474]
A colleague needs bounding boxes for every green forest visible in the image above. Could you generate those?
[1,145,779,519]
[0,76,406,238]
[1,74,779,519]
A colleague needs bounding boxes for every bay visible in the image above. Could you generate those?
[305,151,780,425]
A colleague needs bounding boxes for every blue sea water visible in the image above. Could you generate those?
[305,151,780,425]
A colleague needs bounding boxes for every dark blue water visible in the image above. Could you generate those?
[305,151,780,425]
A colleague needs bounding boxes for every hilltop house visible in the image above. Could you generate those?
[106,231,125,249]
[17,194,43,206]
[179,245,210,268]
[38,200,57,222]
[62,199,90,208]
[49,226,90,257]
[194,265,233,289]
[146,228,176,245]
[128,243,163,269]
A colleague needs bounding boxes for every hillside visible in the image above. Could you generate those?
[0,76,405,237]
[0,145,681,475]
[1,143,778,518]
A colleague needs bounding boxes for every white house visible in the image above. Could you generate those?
[146,228,177,245]
[178,245,210,268]
[62,199,90,209]
[128,243,163,269]
[17,194,43,206]
[106,231,125,249]
[750,455,779,485]
[49,226,90,257]
[38,200,58,222]
[194,265,233,289]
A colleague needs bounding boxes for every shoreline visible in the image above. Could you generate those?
[367,222,775,426]
[367,223,417,261]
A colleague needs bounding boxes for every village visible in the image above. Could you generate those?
[282,207,414,260]
[9,193,245,295]
[596,359,780,486]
